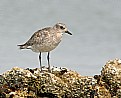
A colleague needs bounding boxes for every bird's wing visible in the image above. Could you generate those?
[25,27,51,46]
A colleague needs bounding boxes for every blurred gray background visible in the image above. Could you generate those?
[0,0,121,76]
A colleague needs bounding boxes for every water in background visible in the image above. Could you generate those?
[0,0,121,76]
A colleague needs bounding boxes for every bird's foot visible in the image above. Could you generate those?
[48,67,51,73]
[40,67,43,73]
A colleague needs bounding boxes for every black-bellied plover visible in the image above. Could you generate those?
[18,23,72,72]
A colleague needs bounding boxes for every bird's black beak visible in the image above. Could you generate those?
[65,30,72,35]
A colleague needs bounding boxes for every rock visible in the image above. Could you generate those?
[0,58,121,98]
[101,58,121,98]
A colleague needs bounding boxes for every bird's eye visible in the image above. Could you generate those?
[60,26,65,29]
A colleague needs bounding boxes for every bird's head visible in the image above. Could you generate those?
[53,23,72,35]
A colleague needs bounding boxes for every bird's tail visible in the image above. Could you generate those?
[17,44,29,49]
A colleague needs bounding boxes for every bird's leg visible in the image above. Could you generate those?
[39,52,42,72]
[47,52,51,72]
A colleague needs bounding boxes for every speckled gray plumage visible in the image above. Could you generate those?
[18,23,72,53]
[18,23,72,72]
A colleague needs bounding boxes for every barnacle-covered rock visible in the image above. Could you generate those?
[53,68,97,97]
[0,59,121,97]
[29,69,70,97]
[101,59,121,98]
[2,67,37,97]
[0,75,10,98]
[1,67,71,97]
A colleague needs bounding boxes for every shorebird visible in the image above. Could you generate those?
[18,23,72,72]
